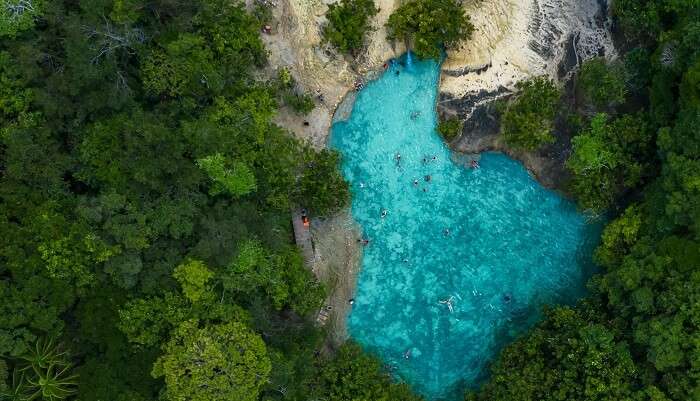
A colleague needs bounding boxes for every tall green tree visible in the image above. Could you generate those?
[386,0,473,59]
[152,320,271,401]
[499,76,560,150]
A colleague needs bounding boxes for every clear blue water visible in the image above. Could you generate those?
[329,55,599,401]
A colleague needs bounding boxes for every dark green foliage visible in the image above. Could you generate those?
[0,1,361,400]
[152,320,271,401]
[467,307,638,401]
[470,3,700,400]
[296,149,350,216]
[324,0,379,55]
[567,113,654,212]
[386,0,473,59]
[283,92,316,115]
[499,76,560,150]
[307,342,425,401]
[578,58,628,108]
[437,117,463,141]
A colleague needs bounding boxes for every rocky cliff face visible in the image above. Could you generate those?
[439,0,616,189]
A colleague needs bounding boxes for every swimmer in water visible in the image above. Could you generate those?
[359,182,365,188]
[425,175,431,182]
[381,209,387,218]
[444,228,450,236]
[413,179,419,186]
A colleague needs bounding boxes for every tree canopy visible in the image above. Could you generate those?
[386,0,473,59]
[324,0,379,55]
[499,76,561,150]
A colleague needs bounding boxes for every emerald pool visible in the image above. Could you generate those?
[329,55,599,400]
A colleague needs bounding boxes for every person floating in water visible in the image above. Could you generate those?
[410,111,421,120]
[470,159,480,169]
[432,155,437,161]
[381,208,388,218]
[413,179,419,186]
[395,152,402,165]
[439,296,455,313]
[503,293,512,303]
[444,228,450,236]
[359,182,366,188]
[404,349,412,359]
[425,175,431,182]
[357,238,370,246]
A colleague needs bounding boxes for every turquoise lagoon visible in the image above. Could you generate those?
[329,55,599,400]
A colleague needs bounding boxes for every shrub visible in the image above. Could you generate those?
[499,76,561,151]
[324,0,378,55]
[437,117,463,141]
[283,92,315,115]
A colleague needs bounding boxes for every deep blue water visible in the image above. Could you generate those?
[329,55,599,400]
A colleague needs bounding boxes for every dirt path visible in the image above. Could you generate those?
[310,211,362,348]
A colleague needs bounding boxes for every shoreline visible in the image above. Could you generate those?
[265,0,616,347]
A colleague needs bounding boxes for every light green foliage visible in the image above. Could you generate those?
[567,113,653,212]
[386,0,473,59]
[297,148,350,216]
[0,51,37,138]
[224,240,325,314]
[500,76,560,150]
[0,0,43,38]
[594,204,643,268]
[437,117,463,141]
[196,153,257,197]
[109,0,142,24]
[324,0,378,55]
[118,293,190,347]
[173,260,214,303]
[308,341,424,401]
[152,320,271,401]
[579,58,627,108]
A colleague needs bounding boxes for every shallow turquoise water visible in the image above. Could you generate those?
[330,56,599,400]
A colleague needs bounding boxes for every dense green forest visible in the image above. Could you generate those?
[0,0,698,400]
